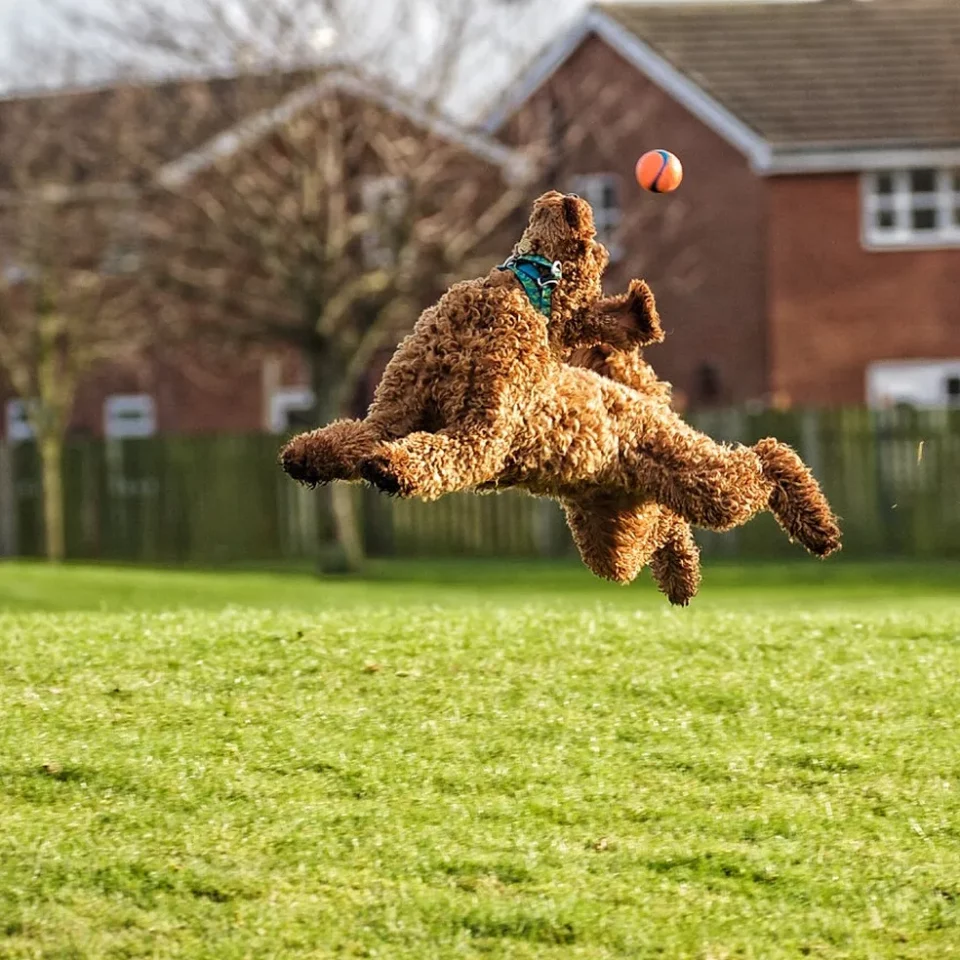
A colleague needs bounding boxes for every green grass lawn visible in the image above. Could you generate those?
[1,559,960,958]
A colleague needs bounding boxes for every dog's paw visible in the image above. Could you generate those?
[279,434,336,487]
[359,451,411,498]
[804,522,843,559]
[279,422,375,487]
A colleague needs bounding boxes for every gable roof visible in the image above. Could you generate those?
[484,0,960,175]
[159,70,531,189]
[0,68,530,198]
[0,73,305,191]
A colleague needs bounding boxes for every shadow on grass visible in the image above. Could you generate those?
[1,555,957,614]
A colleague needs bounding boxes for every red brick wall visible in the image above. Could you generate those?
[501,34,769,407]
[767,175,960,405]
[1,86,519,440]
[0,343,304,441]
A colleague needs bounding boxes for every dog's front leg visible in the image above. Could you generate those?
[359,424,512,500]
[280,419,381,487]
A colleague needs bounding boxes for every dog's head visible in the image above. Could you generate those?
[513,191,608,314]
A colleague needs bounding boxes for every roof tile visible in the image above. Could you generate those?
[601,0,960,148]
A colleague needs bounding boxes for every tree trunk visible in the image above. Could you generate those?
[0,441,16,558]
[32,307,74,564]
[310,352,366,574]
[329,482,365,572]
[39,430,66,563]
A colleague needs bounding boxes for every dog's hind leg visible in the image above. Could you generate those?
[563,497,665,584]
[621,418,774,532]
[649,512,701,606]
[564,498,699,605]
[616,405,841,556]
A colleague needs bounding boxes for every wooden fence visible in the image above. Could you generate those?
[2,406,959,563]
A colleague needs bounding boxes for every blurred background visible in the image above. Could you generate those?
[0,0,957,573]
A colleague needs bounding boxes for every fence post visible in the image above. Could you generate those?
[0,441,15,557]
[800,408,823,481]
[534,499,570,558]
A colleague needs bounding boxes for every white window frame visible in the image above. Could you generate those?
[862,168,960,250]
[104,394,157,439]
[2,261,34,285]
[866,359,960,410]
[5,399,35,443]
[569,173,623,261]
[269,387,315,434]
[361,175,407,268]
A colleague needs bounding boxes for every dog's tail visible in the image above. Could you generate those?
[754,438,841,558]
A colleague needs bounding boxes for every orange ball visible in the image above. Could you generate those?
[636,150,683,193]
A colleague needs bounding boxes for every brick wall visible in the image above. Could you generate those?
[0,85,519,440]
[500,34,769,408]
[0,343,306,441]
[767,175,960,405]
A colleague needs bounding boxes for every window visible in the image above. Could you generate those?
[862,168,960,248]
[2,261,33,285]
[946,375,960,407]
[361,176,407,268]
[696,363,721,404]
[104,394,156,439]
[867,360,960,409]
[101,207,142,275]
[269,388,315,433]
[4,399,34,443]
[569,174,623,261]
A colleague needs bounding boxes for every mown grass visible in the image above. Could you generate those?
[1,556,958,613]
[1,560,959,958]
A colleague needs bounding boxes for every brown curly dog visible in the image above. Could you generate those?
[281,191,841,598]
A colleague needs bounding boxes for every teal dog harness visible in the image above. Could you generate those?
[497,253,562,317]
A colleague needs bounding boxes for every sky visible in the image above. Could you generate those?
[0,0,804,120]
[0,0,583,116]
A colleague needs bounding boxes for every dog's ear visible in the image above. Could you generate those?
[595,279,664,347]
[619,279,664,345]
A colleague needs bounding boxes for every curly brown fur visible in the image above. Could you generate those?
[281,419,381,487]
[564,278,665,353]
[649,516,702,606]
[280,191,841,597]
[561,494,701,605]
[567,342,672,407]
[563,497,669,583]
[564,293,699,605]
[755,438,842,557]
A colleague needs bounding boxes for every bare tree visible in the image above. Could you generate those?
[0,94,146,560]
[18,0,695,569]
[39,0,542,571]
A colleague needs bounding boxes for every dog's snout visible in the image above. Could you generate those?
[563,196,581,228]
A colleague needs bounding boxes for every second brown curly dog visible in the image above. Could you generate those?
[281,192,841,595]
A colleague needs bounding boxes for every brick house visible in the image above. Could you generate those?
[0,70,528,443]
[486,0,960,409]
